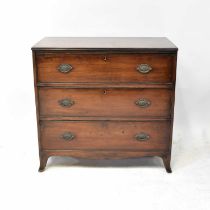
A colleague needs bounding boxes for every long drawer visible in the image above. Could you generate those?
[39,88,172,118]
[40,121,170,150]
[36,53,173,83]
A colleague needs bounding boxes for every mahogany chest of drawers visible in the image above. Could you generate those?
[32,37,178,172]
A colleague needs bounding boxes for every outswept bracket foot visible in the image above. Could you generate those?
[38,153,49,172]
[162,154,172,173]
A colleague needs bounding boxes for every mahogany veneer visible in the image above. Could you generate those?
[32,37,178,172]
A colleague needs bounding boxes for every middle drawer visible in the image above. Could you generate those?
[39,88,172,118]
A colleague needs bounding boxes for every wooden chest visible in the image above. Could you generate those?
[32,37,178,172]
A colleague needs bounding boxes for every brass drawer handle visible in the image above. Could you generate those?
[135,133,150,141]
[58,64,73,73]
[137,64,152,74]
[58,98,75,107]
[135,98,151,108]
[62,132,75,141]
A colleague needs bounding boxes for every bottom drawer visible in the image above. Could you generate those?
[40,121,170,150]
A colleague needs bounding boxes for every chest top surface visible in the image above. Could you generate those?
[32,37,178,52]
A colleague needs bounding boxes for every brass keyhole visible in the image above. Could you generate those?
[103,89,107,94]
[103,56,107,61]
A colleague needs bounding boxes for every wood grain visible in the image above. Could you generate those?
[36,53,173,83]
[32,37,178,172]
[39,88,172,118]
[40,121,170,150]
[43,150,169,159]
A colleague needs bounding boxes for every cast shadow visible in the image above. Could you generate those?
[47,156,164,169]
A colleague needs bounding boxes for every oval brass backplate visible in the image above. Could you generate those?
[58,98,75,107]
[62,132,75,141]
[135,98,151,108]
[58,64,73,73]
[135,133,150,141]
[137,64,152,74]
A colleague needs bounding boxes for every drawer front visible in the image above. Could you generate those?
[40,121,170,150]
[37,53,173,83]
[39,88,172,117]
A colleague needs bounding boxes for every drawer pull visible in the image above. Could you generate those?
[135,133,150,141]
[62,132,75,141]
[137,64,152,74]
[135,98,151,108]
[58,64,73,73]
[58,98,75,107]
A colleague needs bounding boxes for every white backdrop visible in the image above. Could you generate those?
[0,0,210,210]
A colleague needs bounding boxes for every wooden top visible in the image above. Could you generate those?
[32,37,178,52]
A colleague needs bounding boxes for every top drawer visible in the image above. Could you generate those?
[36,53,173,83]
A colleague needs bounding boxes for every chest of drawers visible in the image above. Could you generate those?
[32,37,178,172]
